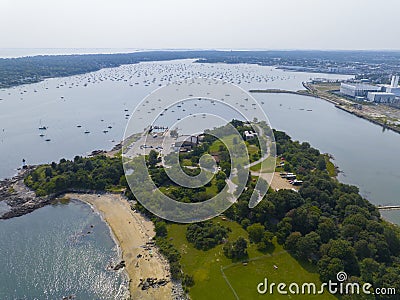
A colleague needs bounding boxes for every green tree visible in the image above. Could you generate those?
[186,221,229,250]
[216,179,226,193]
[359,258,380,283]
[257,231,274,251]
[317,218,337,243]
[155,221,167,237]
[148,150,159,168]
[318,256,344,282]
[223,237,248,259]
[276,217,292,245]
[44,167,53,178]
[247,223,265,243]
[296,231,321,262]
[285,232,302,252]
[322,239,359,276]
[182,274,195,287]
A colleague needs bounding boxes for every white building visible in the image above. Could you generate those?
[340,83,382,98]
[385,75,400,96]
[244,130,257,141]
[386,87,400,97]
[391,75,399,88]
[367,92,396,103]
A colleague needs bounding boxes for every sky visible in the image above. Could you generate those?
[1,0,400,50]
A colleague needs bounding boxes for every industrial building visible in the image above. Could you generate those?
[384,75,400,97]
[367,92,396,103]
[340,83,382,98]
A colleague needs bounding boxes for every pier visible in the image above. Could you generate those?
[377,205,400,211]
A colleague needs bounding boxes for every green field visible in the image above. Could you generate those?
[209,135,259,165]
[208,134,238,153]
[249,156,276,173]
[324,155,337,177]
[167,217,337,300]
[223,248,336,299]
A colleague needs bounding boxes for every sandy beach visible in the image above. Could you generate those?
[63,193,172,300]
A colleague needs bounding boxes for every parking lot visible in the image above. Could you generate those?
[124,130,176,157]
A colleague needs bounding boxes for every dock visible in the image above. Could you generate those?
[377,205,400,211]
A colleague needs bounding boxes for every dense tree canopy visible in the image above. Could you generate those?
[25,155,124,196]
[186,221,230,250]
[23,123,400,299]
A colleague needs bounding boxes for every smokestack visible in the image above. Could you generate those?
[391,75,399,88]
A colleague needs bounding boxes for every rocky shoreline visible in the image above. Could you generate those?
[0,166,105,220]
[0,146,122,220]
[0,167,52,219]
[0,168,189,300]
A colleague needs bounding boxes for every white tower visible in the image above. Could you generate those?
[391,75,399,88]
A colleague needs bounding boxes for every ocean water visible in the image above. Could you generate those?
[0,200,128,299]
[0,59,351,180]
[255,92,400,211]
[0,57,399,299]
[0,58,398,216]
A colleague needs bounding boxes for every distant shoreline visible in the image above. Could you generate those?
[250,87,400,135]
[0,48,142,59]
[0,49,367,89]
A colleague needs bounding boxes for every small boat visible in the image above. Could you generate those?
[84,131,90,134]
[107,126,112,129]
[39,134,45,137]
[45,139,51,142]
[103,130,108,133]
[39,126,47,130]
[77,125,82,128]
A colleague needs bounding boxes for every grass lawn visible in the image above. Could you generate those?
[205,178,218,195]
[247,144,258,154]
[167,217,336,300]
[324,155,337,177]
[249,156,276,173]
[209,134,238,153]
[209,135,258,166]
[167,219,240,300]
[223,242,336,299]
[181,158,194,167]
